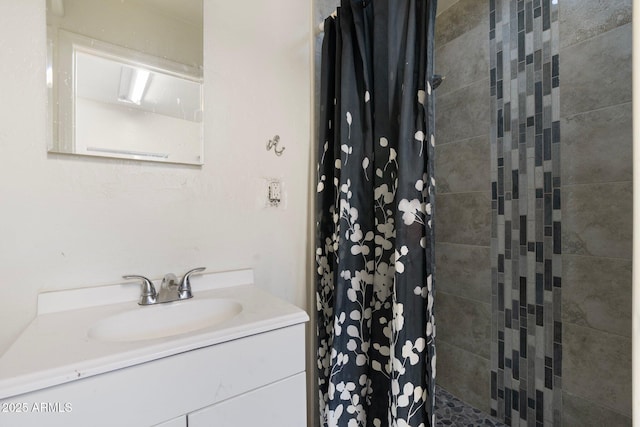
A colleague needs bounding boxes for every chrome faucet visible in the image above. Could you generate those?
[123,267,206,305]
[122,274,157,305]
[178,267,206,299]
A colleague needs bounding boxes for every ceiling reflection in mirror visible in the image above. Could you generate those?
[46,0,204,165]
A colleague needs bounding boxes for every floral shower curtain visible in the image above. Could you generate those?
[315,0,438,426]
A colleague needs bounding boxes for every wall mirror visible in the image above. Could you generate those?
[46,0,204,165]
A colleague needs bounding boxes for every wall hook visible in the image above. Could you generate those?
[266,135,285,156]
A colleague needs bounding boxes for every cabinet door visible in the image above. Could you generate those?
[188,372,306,427]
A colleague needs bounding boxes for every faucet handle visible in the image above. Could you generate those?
[123,275,157,305]
[178,267,206,299]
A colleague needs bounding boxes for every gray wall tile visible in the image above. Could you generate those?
[559,0,632,49]
[436,340,491,413]
[436,79,490,144]
[562,391,631,426]
[436,291,491,359]
[562,182,632,259]
[560,24,632,116]
[435,23,489,96]
[563,254,631,337]
[558,2,633,426]
[436,192,492,246]
[435,243,491,304]
[435,0,488,47]
[435,135,490,193]
[563,323,632,416]
[432,0,493,414]
[490,1,563,422]
[561,102,632,185]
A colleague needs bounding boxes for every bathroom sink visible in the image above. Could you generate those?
[88,298,242,342]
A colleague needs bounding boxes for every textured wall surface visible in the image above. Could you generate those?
[435,1,632,425]
[489,0,562,424]
[0,0,311,355]
[433,0,493,413]
[558,0,632,424]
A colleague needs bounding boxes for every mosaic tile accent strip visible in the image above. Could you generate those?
[435,386,506,427]
[489,0,562,425]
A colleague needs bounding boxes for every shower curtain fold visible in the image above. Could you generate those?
[315,1,438,426]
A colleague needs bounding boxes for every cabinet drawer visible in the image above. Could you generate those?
[188,372,306,427]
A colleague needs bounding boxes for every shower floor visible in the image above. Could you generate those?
[435,386,505,426]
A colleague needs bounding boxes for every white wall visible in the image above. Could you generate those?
[0,0,311,354]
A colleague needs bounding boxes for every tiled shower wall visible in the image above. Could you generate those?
[434,0,492,413]
[489,0,561,424]
[558,0,632,424]
[435,0,632,425]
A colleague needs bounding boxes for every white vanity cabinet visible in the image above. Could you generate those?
[0,324,306,427]
[0,270,309,427]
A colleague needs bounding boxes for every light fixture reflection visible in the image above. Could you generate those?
[118,66,151,105]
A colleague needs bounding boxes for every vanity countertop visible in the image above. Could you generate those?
[0,269,308,400]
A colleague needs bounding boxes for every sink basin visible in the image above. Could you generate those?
[88,298,242,342]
